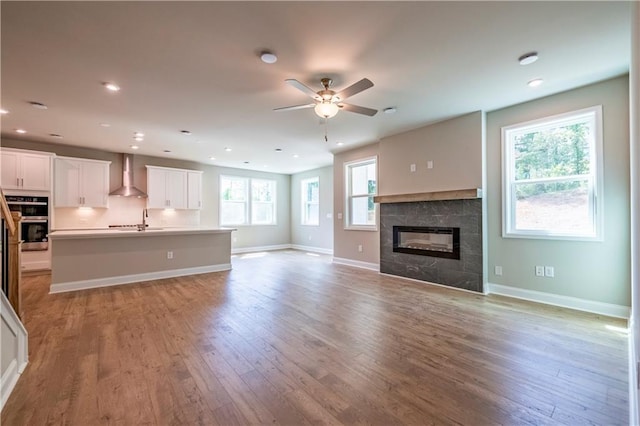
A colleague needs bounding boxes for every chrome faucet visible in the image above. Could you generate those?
[138,208,148,231]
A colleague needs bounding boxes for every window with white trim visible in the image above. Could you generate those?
[220,176,276,226]
[301,177,320,226]
[345,157,377,230]
[251,179,276,225]
[502,105,603,240]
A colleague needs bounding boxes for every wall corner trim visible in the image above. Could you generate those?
[487,282,630,318]
[332,257,379,272]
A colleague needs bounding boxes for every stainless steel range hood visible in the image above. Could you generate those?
[108,153,148,198]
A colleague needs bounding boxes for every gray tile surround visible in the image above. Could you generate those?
[380,199,483,292]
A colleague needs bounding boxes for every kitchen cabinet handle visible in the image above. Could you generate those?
[16,178,19,186]
[21,178,24,187]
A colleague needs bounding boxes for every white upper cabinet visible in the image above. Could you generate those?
[54,156,110,208]
[146,166,188,209]
[1,148,52,191]
[187,171,203,210]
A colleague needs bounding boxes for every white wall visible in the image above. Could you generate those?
[290,166,333,253]
[486,76,630,307]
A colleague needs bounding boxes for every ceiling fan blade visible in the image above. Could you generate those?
[335,78,374,101]
[285,79,322,101]
[273,103,316,112]
[338,103,378,117]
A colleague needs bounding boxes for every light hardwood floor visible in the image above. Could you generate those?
[1,250,628,425]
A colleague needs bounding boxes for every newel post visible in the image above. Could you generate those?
[9,211,23,319]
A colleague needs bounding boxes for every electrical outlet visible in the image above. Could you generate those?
[427,160,434,169]
[535,266,545,277]
[167,251,173,259]
[358,244,363,253]
[410,164,416,172]
[494,266,503,276]
[337,213,343,220]
[545,266,555,278]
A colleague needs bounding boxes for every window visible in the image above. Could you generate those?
[220,176,276,226]
[301,177,320,226]
[502,105,603,240]
[345,157,377,230]
[251,179,276,225]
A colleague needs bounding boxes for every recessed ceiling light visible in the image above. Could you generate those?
[134,132,144,138]
[224,147,232,152]
[29,101,48,110]
[383,107,397,114]
[130,145,139,150]
[103,82,120,92]
[293,154,299,158]
[263,165,268,168]
[260,50,278,64]
[0,109,9,115]
[209,156,216,160]
[528,78,544,87]
[337,142,344,146]
[15,129,26,134]
[519,52,539,66]
[100,123,111,127]
[180,130,192,135]
[134,136,144,142]
[49,133,63,139]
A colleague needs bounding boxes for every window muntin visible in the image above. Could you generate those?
[502,106,603,240]
[345,157,377,230]
[301,177,320,226]
[220,176,276,226]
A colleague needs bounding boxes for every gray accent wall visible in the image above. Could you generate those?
[486,76,630,306]
[291,166,333,252]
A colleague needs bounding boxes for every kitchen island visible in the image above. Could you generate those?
[48,227,234,293]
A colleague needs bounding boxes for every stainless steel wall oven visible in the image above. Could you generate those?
[6,195,49,251]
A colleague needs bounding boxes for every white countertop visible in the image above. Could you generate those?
[49,227,235,240]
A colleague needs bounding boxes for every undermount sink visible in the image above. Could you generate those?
[110,226,163,231]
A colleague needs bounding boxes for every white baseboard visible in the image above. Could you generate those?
[332,257,379,272]
[1,293,28,410]
[231,244,292,254]
[49,263,232,294]
[487,282,630,319]
[290,244,333,255]
[629,315,638,426]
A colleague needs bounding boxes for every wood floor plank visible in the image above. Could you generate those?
[1,250,628,425]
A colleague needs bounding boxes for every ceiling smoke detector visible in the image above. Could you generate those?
[519,52,539,65]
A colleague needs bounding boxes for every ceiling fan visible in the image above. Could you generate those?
[274,77,377,119]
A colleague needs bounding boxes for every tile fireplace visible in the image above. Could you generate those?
[377,190,483,293]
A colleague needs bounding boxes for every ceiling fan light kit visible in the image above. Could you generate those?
[275,77,377,119]
[314,101,339,118]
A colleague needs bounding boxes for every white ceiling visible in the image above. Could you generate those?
[0,1,631,174]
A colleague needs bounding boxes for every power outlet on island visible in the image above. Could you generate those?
[167,251,174,259]
[535,266,545,277]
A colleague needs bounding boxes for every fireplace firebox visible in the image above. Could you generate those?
[393,226,460,260]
